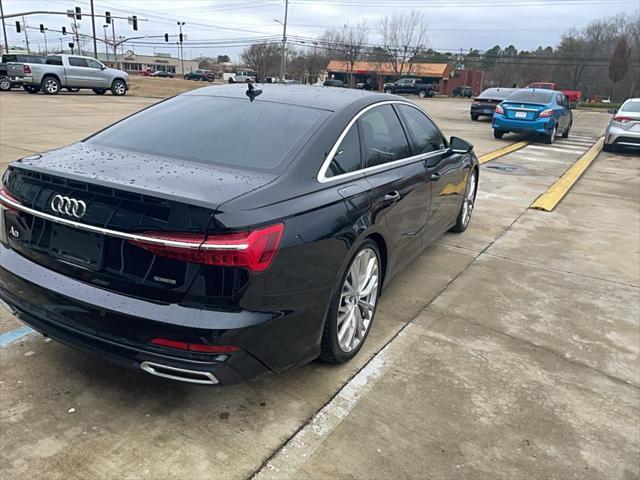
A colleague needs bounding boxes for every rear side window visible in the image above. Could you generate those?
[327,126,361,177]
[397,104,444,155]
[359,105,411,168]
[68,57,89,67]
[86,95,329,172]
[620,101,640,113]
[46,56,63,65]
[506,90,553,104]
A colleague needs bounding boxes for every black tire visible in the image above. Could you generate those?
[384,88,392,94]
[111,79,127,96]
[66,87,80,92]
[92,88,107,95]
[471,114,479,121]
[41,75,60,95]
[320,240,381,364]
[418,89,427,98]
[494,130,505,139]
[24,85,40,94]
[450,168,477,233]
[561,123,571,138]
[0,77,11,91]
[544,125,557,145]
[603,143,614,152]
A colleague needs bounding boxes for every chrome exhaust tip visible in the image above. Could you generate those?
[140,361,219,385]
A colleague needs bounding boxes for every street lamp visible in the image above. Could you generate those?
[102,25,109,64]
[274,1,288,80]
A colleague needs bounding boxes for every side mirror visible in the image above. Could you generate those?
[101,66,106,70]
[450,136,473,154]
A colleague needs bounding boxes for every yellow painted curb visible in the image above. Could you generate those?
[479,140,530,165]
[530,137,604,212]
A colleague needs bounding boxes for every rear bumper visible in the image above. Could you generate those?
[470,106,495,117]
[492,114,554,134]
[0,244,328,385]
[605,124,640,148]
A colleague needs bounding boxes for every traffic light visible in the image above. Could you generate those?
[105,11,111,24]
[164,33,169,42]
[75,7,82,20]
[15,21,21,33]
[132,15,138,31]
[40,24,45,33]
[62,26,67,35]
[179,33,183,43]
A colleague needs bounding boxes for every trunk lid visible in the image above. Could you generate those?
[502,102,548,121]
[2,143,276,303]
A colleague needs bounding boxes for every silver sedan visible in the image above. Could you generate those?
[604,98,640,152]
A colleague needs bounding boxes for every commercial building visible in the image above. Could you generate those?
[326,60,453,91]
[98,50,199,75]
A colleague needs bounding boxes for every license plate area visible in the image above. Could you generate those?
[515,111,528,119]
[49,224,105,271]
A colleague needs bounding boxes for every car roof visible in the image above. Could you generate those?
[182,84,383,111]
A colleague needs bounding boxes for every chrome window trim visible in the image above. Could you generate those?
[317,100,448,184]
[0,192,248,251]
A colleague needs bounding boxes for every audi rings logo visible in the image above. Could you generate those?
[50,195,87,219]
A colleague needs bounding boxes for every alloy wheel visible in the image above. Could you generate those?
[461,170,476,227]
[337,248,379,353]
[113,81,126,95]
[0,77,10,90]
[44,79,58,94]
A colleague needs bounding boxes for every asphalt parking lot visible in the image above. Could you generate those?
[0,91,638,480]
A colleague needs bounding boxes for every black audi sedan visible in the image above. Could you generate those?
[470,87,516,121]
[0,85,478,385]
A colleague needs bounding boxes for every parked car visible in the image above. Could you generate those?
[492,88,572,144]
[224,71,256,83]
[8,54,129,95]
[151,70,174,78]
[603,98,640,152]
[384,78,435,98]
[184,69,214,82]
[470,87,516,120]
[527,82,581,108]
[139,68,155,76]
[0,85,478,386]
[452,86,473,98]
[0,54,45,91]
[323,79,346,87]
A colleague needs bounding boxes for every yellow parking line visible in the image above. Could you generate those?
[530,137,604,212]
[479,140,530,165]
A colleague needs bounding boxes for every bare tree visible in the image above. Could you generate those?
[240,43,280,81]
[377,11,429,80]
[609,37,631,99]
[325,21,368,86]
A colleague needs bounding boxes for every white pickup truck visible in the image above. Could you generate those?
[12,54,130,95]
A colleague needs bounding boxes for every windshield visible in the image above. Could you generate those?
[620,101,640,113]
[506,89,554,104]
[86,95,329,172]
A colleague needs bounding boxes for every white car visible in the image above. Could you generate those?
[604,98,640,152]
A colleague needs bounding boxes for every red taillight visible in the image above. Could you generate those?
[0,187,20,212]
[613,115,632,123]
[23,64,31,74]
[130,223,284,272]
[539,109,554,118]
[150,338,239,353]
[495,104,504,114]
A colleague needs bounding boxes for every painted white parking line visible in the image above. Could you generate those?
[252,330,402,479]
[527,144,588,154]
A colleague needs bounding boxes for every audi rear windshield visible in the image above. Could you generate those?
[505,90,554,104]
[86,95,329,172]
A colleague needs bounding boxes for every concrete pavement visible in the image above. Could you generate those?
[0,91,638,479]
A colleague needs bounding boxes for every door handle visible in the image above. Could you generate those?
[430,172,441,181]
[383,191,401,204]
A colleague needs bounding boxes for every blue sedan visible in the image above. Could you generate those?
[492,88,573,144]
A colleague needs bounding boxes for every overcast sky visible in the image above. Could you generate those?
[2,0,637,61]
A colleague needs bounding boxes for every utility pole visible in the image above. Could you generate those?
[90,0,97,58]
[177,22,185,75]
[112,19,117,69]
[22,16,30,53]
[280,0,289,81]
[59,38,63,53]
[103,25,109,64]
[0,0,9,53]
[42,28,48,53]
